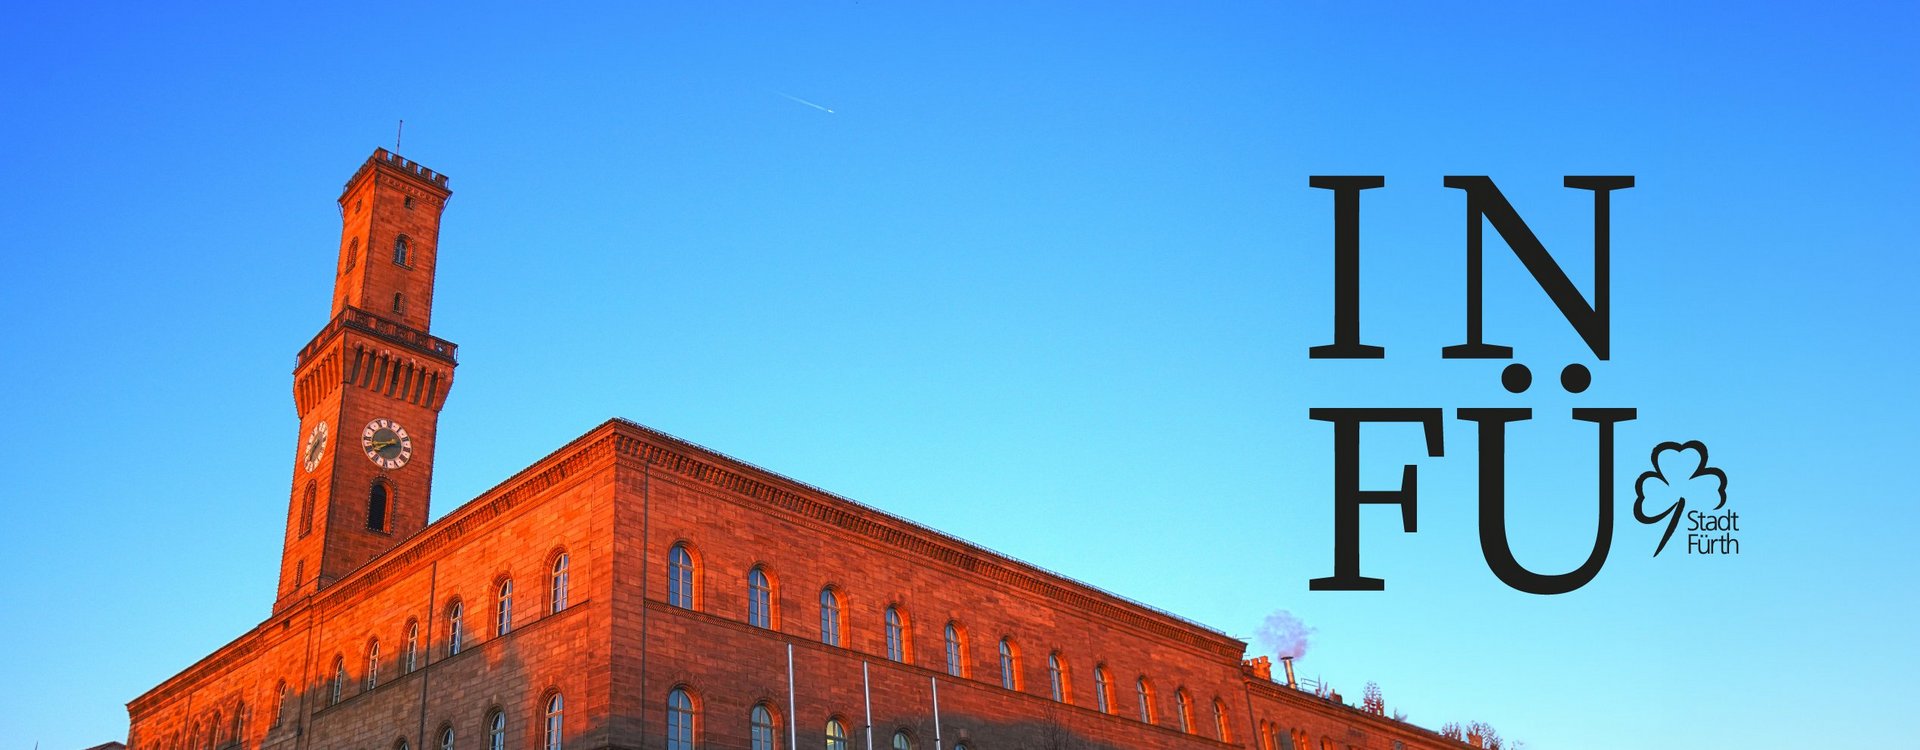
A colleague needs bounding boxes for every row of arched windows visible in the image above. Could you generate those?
[156,701,248,750]
[1256,720,1307,750]
[322,552,571,709]
[660,687,974,750]
[322,694,564,750]
[659,543,1234,737]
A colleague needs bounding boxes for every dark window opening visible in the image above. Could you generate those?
[368,482,390,531]
[394,235,410,266]
[392,293,405,315]
[298,483,316,537]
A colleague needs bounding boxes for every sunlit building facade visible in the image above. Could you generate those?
[126,150,1469,750]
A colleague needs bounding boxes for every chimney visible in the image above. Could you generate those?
[1280,656,1298,689]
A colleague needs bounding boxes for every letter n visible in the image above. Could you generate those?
[1440,176,1633,360]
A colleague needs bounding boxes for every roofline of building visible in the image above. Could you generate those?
[1243,676,1479,750]
[597,417,1245,649]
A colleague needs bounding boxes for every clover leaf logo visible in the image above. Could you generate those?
[1632,441,1728,557]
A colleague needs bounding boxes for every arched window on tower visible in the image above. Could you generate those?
[392,293,405,315]
[818,588,842,647]
[884,606,906,662]
[344,237,359,274]
[668,545,695,609]
[998,638,1019,690]
[298,483,315,538]
[544,693,564,750]
[404,620,420,673]
[367,481,390,532]
[750,704,777,750]
[496,578,514,636]
[943,623,965,677]
[329,655,345,705]
[1048,652,1068,702]
[446,600,465,656]
[365,639,380,691]
[393,235,410,266]
[550,552,570,613]
[666,688,695,750]
[747,567,773,628]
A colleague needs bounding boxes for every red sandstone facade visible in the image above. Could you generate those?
[126,151,1472,750]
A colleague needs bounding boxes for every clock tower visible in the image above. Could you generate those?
[276,149,458,612]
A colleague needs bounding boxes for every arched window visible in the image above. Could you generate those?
[272,681,288,727]
[404,620,420,673]
[943,623,965,677]
[365,639,381,691]
[818,588,842,647]
[329,655,345,705]
[1093,666,1111,713]
[667,545,695,609]
[345,237,359,273]
[667,689,695,750]
[550,553,570,613]
[393,235,410,266]
[488,711,506,750]
[497,578,515,636]
[439,727,454,750]
[998,638,1018,690]
[298,483,315,538]
[230,701,244,745]
[1136,677,1155,723]
[1213,699,1231,741]
[207,714,220,750]
[544,694,564,750]
[447,600,465,656]
[392,293,406,315]
[824,720,848,750]
[884,606,906,662]
[367,481,390,532]
[1175,690,1193,733]
[750,704,777,750]
[747,567,773,628]
[1048,652,1068,701]
[890,731,911,750]
[396,739,410,750]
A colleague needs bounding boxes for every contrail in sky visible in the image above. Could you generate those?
[779,92,835,114]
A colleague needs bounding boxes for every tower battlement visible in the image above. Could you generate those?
[340,147,449,200]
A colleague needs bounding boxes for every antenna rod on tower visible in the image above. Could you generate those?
[396,119,404,151]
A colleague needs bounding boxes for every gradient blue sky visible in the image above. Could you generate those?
[3,3,1915,748]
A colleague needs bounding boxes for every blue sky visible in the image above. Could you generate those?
[2,2,1915,748]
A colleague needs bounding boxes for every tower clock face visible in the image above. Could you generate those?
[361,418,413,470]
[303,421,330,472]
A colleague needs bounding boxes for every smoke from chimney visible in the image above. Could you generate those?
[1254,609,1315,660]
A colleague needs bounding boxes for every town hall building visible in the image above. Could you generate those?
[125,149,1473,750]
